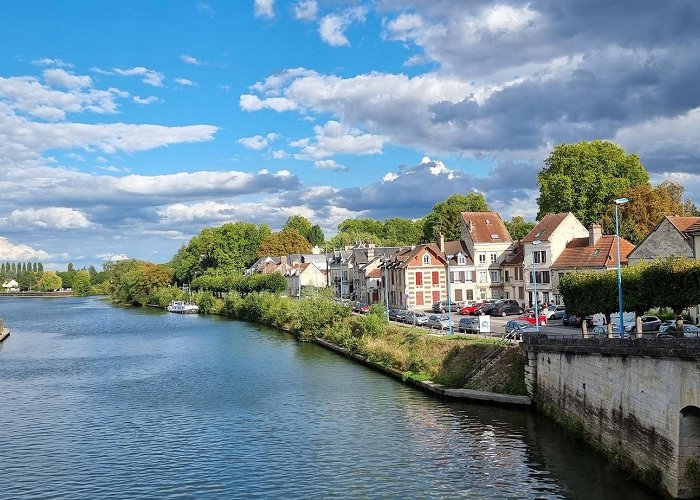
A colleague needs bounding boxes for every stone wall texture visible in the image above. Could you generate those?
[523,337,700,498]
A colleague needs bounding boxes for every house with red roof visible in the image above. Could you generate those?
[381,243,447,309]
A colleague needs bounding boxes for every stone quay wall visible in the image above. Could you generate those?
[522,336,700,498]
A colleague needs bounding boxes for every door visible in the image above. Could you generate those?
[432,290,440,304]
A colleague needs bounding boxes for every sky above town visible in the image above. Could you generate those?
[1,0,699,269]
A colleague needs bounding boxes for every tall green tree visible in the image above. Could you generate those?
[256,229,311,257]
[338,218,385,238]
[307,224,325,246]
[422,193,489,242]
[382,217,422,246]
[282,215,313,240]
[504,216,536,241]
[72,270,92,296]
[36,271,62,291]
[537,140,649,226]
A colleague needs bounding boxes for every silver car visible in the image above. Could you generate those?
[404,310,429,325]
[426,314,451,330]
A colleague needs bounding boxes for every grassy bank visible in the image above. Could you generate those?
[146,287,528,395]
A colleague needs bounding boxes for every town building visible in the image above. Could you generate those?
[627,216,700,265]
[381,244,447,309]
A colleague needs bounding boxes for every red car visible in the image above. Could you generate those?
[517,313,547,326]
[459,301,485,315]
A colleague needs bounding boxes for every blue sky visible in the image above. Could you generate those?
[1,0,699,269]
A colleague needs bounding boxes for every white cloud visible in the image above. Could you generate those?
[175,78,195,86]
[180,54,204,65]
[112,67,165,87]
[133,95,159,105]
[3,207,92,230]
[293,0,317,21]
[240,94,299,112]
[271,149,289,159]
[254,0,275,18]
[237,133,279,150]
[314,159,348,171]
[0,237,51,260]
[96,253,128,262]
[483,4,538,34]
[32,58,73,68]
[293,121,387,159]
[66,152,84,162]
[318,7,367,47]
[43,69,93,89]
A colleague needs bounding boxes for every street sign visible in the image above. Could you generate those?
[479,315,491,334]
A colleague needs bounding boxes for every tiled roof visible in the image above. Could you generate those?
[443,240,473,265]
[667,216,700,237]
[552,235,635,269]
[383,243,446,269]
[461,212,512,243]
[503,242,524,265]
[368,268,382,278]
[522,213,570,243]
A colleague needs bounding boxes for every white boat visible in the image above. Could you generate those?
[167,300,199,314]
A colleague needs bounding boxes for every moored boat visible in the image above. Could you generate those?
[167,300,199,314]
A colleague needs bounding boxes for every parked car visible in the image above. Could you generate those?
[626,315,662,332]
[389,309,407,321]
[353,302,370,314]
[510,323,543,339]
[658,320,695,333]
[432,300,460,313]
[426,314,452,330]
[405,310,429,325]
[562,313,594,327]
[517,312,547,326]
[459,301,485,315]
[458,317,480,334]
[490,301,524,317]
[475,302,497,315]
[656,324,700,338]
[505,319,531,335]
[545,305,567,320]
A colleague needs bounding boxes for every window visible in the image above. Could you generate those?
[478,254,486,264]
[459,271,466,282]
[479,271,488,283]
[485,219,492,224]
[422,254,431,265]
[530,271,551,284]
[490,253,497,263]
[491,234,500,240]
[415,272,423,286]
[518,287,524,299]
[432,271,439,284]
[534,250,546,264]
[515,267,523,281]
[504,270,510,282]
[432,291,440,304]
[466,290,474,301]
[457,254,466,265]
[450,271,455,283]
[455,289,463,301]
[480,289,486,299]
[490,270,500,283]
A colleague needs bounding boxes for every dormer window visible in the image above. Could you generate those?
[485,219,492,224]
[457,254,466,265]
[423,254,431,265]
[491,234,500,240]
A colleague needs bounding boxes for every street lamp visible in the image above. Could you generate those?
[339,254,345,300]
[380,256,390,321]
[615,197,629,338]
[446,253,455,336]
[532,240,542,332]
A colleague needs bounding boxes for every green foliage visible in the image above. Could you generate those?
[504,216,536,241]
[192,272,287,295]
[307,224,325,246]
[537,140,649,226]
[256,229,311,257]
[72,270,92,296]
[36,271,62,291]
[192,291,220,314]
[147,286,186,308]
[170,222,272,283]
[108,259,174,306]
[422,193,489,242]
[328,216,422,248]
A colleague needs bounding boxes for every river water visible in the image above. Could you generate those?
[0,297,657,499]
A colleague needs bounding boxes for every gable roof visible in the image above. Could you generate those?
[552,235,635,269]
[503,242,524,266]
[667,216,700,238]
[443,240,473,265]
[383,243,446,269]
[521,213,570,243]
[461,212,512,243]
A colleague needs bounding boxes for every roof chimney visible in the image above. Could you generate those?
[589,224,602,246]
[438,233,445,253]
[367,246,375,259]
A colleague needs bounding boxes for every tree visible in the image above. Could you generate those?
[283,215,313,240]
[108,259,174,305]
[256,229,311,257]
[36,271,62,291]
[72,270,92,296]
[422,193,489,242]
[504,216,536,241]
[382,217,422,246]
[602,181,685,244]
[307,224,325,246]
[537,140,649,226]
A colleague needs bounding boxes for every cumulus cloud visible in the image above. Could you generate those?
[0,237,51,260]
[292,121,387,159]
[319,7,367,47]
[43,68,93,88]
[254,0,275,18]
[180,54,204,65]
[96,253,128,262]
[237,133,279,150]
[293,0,317,21]
[32,58,73,68]
[132,95,159,105]
[2,207,93,230]
[314,159,348,171]
[175,78,195,86]
[239,94,299,112]
[112,66,165,87]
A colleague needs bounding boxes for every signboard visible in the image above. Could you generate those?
[479,315,491,334]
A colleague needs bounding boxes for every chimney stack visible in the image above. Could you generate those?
[589,224,602,246]
[438,233,445,253]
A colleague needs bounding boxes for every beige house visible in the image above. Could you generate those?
[285,262,326,298]
[460,212,513,300]
[443,239,477,303]
[502,243,526,307]
[521,213,588,306]
[627,216,700,265]
[382,244,447,309]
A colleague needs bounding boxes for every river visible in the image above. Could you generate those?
[0,297,658,498]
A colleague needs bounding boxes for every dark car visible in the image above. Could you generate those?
[353,302,370,314]
[389,308,407,321]
[458,317,480,334]
[562,313,593,327]
[490,301,524,317]
[474,302,496,315]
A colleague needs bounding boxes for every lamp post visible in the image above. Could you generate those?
[615,197,629,338]
[446,253,455,336]
[381,256,390,321]
[339,254,344,300]
[532,240,542,332]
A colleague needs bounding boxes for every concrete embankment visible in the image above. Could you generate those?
[314,337,532,409]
